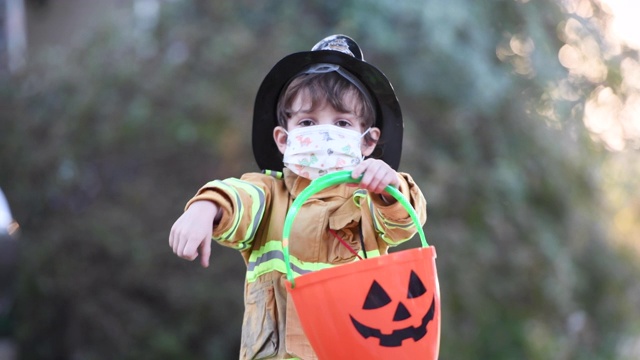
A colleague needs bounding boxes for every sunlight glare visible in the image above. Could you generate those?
[558,19,608,83]
[600,0,640,49]
[584,86,626,150]
[562,0,640,151]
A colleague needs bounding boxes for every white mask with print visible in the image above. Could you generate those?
[283,124,370,180]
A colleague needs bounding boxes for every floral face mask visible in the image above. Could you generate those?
[283,124,370,180]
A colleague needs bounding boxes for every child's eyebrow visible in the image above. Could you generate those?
[288,108,312,115]
[292,109,357,116]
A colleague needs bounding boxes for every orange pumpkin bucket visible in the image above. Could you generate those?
[283,171,441,360]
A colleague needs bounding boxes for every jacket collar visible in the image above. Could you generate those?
[283,168,355,200]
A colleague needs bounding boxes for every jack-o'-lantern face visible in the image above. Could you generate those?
[349,270,436,347]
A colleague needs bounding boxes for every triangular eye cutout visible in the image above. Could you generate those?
[363,280,392,309]
[407,270,427,298]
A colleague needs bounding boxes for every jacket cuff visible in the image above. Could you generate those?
[369,173,413,221]
[185,188,234,237]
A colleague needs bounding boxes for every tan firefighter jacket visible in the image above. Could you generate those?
[186,168,427,360]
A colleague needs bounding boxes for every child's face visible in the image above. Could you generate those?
[273,90,380,156]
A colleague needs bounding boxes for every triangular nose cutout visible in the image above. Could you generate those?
[393,302,411,321]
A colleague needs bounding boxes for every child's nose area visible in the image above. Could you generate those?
[315,116,338,126]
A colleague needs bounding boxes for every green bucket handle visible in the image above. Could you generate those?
[283,170,428,288]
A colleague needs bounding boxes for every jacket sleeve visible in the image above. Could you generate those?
[367,172,427,247]
[185,173,270,251]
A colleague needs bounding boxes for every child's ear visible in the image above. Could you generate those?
[361,127,380,157]
[273,126,288,155]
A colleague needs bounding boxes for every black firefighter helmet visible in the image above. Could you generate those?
[252,34,403,171]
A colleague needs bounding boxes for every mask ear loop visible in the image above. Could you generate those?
[358,127,373,160]
[281,129,290,147]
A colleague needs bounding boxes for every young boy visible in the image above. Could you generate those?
[169,35,427,360]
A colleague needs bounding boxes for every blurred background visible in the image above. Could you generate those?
[1,0,639,359]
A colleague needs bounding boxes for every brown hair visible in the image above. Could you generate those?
[276,72,376,145]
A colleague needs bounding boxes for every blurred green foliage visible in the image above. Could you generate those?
[1,0,639,359]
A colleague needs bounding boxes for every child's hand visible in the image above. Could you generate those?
[351,158,400,203]
[169,200,219,268]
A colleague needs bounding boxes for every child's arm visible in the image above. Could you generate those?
[169,200,221,268]
[352,158,427,247]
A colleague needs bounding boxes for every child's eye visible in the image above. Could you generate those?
[298,119,315,126]
[335,120,352,127]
